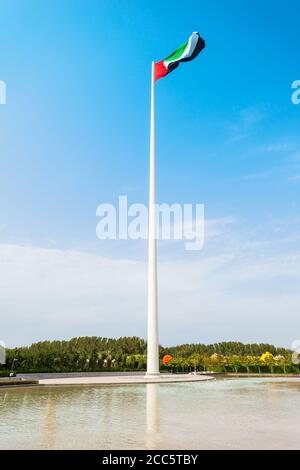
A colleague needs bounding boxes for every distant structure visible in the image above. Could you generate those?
[0,341,6,365]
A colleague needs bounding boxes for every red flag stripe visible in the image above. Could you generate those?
[154,60,168,82]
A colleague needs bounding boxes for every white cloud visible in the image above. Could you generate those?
[261,144,291,153]
[241,170,273,181]
[293,152,300,161]
[227,105,267,143]
[290,174,300,182]
[1,236,300,348]
[205,216,235,239]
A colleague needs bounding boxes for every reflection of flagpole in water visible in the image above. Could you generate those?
[145,383,160,448]
[41,393,57,449]
[0,392,8,403]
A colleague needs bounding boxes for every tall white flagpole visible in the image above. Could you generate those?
[146,61,160,376]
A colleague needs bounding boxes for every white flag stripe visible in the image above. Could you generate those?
[163,32,199,69]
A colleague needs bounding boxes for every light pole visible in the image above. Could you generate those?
[9,358,18,378]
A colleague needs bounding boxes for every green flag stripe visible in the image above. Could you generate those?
[164,40,189,63]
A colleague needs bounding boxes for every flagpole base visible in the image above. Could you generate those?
[144,372,160,378]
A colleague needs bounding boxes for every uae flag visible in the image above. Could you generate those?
[154,32,205,81]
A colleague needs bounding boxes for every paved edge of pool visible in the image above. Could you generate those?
[0,380,39,389]
[37,374,215,386]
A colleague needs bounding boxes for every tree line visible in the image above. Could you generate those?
[0,336,297,375]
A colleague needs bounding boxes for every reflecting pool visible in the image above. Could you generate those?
[1,378,300,449]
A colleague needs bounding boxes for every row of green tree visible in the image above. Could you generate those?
[0,336,296,374]
[164,341,290,358]
[164,352,300,375]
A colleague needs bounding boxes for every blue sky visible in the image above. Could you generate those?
[1,0,300,347]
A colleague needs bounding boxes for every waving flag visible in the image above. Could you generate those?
[154,32,205,81]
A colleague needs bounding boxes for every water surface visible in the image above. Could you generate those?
[0,377,300,450]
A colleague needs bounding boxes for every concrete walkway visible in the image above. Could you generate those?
[38,374,214,386]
